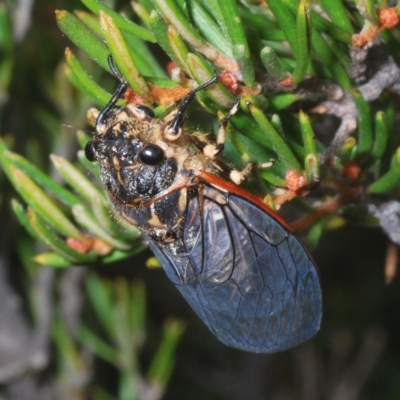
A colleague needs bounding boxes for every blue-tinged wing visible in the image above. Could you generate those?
[145,185,322,353]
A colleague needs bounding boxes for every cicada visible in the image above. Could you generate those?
[85,57,322,353]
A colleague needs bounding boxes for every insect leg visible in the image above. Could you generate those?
[96,55,128,132]
[217,98,277,184]
[229,161,275,185]
[214,97,241,156]
[229,163,254,185]
[189,98,240,160]
[165,74,219,138]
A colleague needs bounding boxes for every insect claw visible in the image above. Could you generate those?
[258,160,275,169]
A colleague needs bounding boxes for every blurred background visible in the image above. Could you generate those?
[0,1,400,399]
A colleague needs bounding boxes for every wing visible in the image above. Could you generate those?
[145,184,322,353]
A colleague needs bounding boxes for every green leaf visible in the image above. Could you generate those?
[293,0,312,85]
[202,0,226,35]
[85,274,116,338]
[267,0,298,59]
[50,154,104,204]
[152,0,238,72]
[8,166,82,240]
[299,110,319,185]
[90,194,140,240]
[167,25,190,73]
[149,10,178,64]
[128,281,147,339]
[27,207,97,263]
[187,53,235,109]
[248,104,301,171]
[78,325,119,365]
[80,0,156,42]
[2,149,82,208]
[369,147,400,193]
[147,319,185,387]
[56,10,110,72]
[311,29,351,89]
[152,0,207,49]
[131,2,152,27]
[52,315,84,368]
[123,30,167,77]
[188,0,232,57]
[340,137,357,164]
[268,94,300,111]
[75,10,103,36]
[72,205,132,250]
[100,12,149,98]
[101,247,146,264]
[260,47,289,81]
[225,123,274,167]
[353,90,373,163]
[0,4,13,92]
[319,0,354,34]
[260,169,286,187]
[280,0,352,43]
[230,114,277,152]
[33,252,73,268]
[65,48,119,108]
[218,0,255,86]
[371,111,388,161]
[11,199,40,241]
[306,220,324,250]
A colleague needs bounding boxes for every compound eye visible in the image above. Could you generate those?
[84,140,97,162]
[139,144,164,166]
[134,105,155,121]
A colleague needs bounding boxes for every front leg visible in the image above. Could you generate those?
[191,98,274,185]
[190,97,241,160]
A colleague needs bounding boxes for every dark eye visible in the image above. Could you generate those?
[84,140,97,162]
[135,105,155,121]
[139,144,164,166]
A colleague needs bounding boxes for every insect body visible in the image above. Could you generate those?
[85,58,322,353]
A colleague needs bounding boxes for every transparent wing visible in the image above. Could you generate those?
[145,185,322,353]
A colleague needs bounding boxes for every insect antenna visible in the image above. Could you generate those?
[96,55,128,131]
[168,74,219,136]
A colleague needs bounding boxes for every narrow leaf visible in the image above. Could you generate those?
[218,0,254,86]
[369,148,400,193]
[80,0,156,42]
[9,167,82,240]
[3,150,81,208]
[353,90,373,163]
[56,10,110,72]
[371,111,388,161]
[293,0,311,85]
[189,1,231,58]
[33,252,73,268]
[248,104,301,171]
[319,0,354,34]
[187,53,235,108]
[260,46,289,81]
[72,205,132,250]
[65,48,118,108]
[50,154,104,204]
[27,208,97,263]
[100,11,149,98]
[147,319,185,387]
